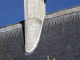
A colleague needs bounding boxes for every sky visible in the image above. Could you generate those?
[0,0,80,27]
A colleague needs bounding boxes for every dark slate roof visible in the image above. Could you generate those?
[0,5,80,60]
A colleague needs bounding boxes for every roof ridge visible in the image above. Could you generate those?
[46,5,80,15]
[0,5,80,29]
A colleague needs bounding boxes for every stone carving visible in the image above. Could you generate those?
[24,0,46,55]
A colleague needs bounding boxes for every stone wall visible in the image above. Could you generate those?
[0,6,80,60]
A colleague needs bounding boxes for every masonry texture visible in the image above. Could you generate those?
[0,6,80,60]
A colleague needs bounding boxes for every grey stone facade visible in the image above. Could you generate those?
[0,8,80,60]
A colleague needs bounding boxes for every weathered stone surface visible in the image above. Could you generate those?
[24,0,46,53]
[24,0,46,20]
[25,19,42,53]
[0,11,80,60]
